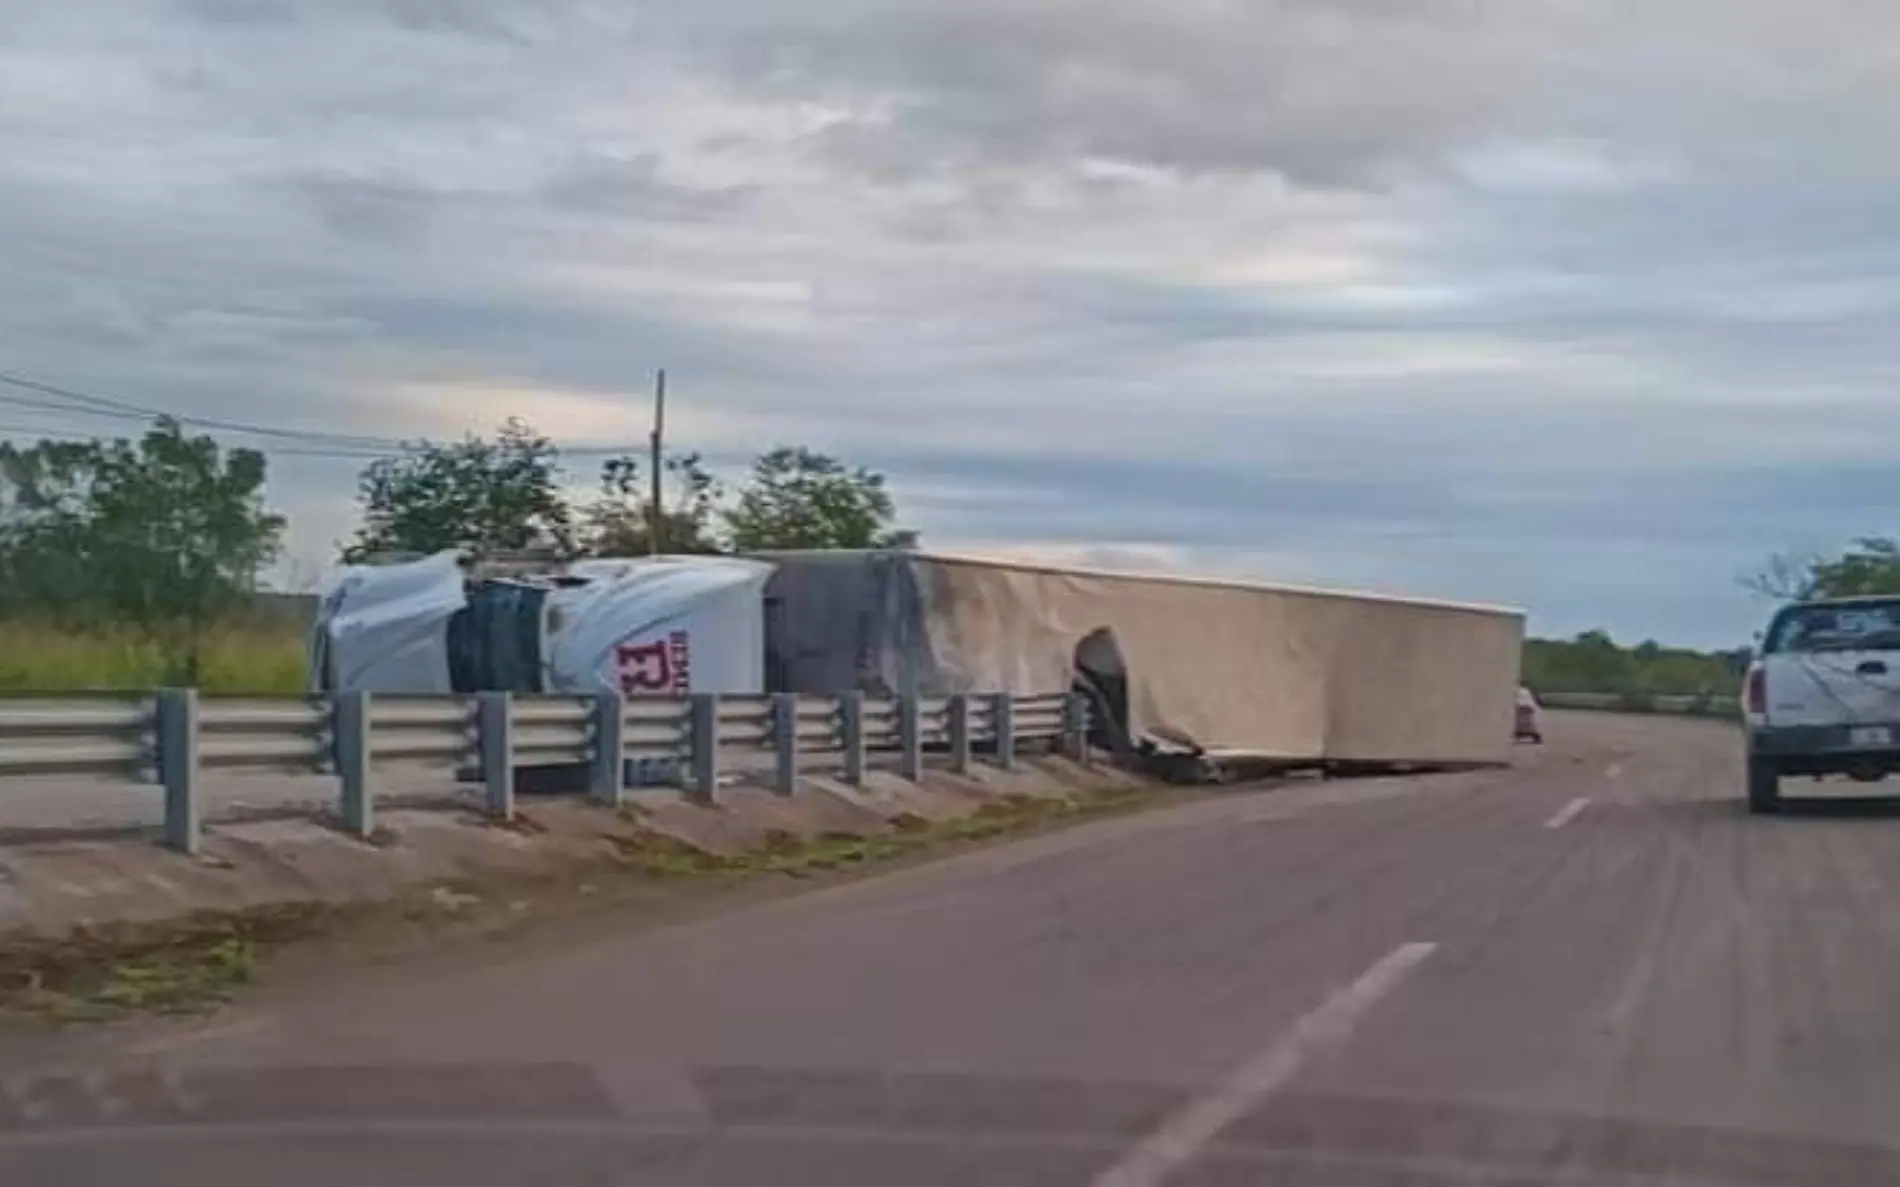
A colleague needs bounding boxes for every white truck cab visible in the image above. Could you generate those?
[1742,595,1900,813]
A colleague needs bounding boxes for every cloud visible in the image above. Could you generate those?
[539,153,760,221]
[4,2,1900,645]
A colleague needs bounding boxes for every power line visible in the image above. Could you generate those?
[0,392,407,458]
[0,372,398,449]
[0,370,658,460]
[0,402,398,460]
[0,370,159,418]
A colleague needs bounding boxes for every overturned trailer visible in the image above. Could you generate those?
[756,551,1525,772]
[307,548,1524,780]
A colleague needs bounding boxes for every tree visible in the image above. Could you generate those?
[1743,538,1900,601]
[1809,537,1900,597]
[580,451,724,557]
[1741,551,1822,601]
[0,418,286,681]
[344,428,919,560]
[1520,629,1739,698]
[346,419,573,562]
[723,446,914,551]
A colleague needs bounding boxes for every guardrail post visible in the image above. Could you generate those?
[1064,692,1091,766]
[337,691,374,839]
[690,693,720,801]
[312,694,336,776]
[839,691,865,785]
[772,692,799,795]
[948,694,971,775]
[991,692,1016,770]
[157,688,201,855]
[899,695,923,782]
[590,691,626,808]
[478,691,514,822]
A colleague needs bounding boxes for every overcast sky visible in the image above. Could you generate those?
[5,2,1900,646]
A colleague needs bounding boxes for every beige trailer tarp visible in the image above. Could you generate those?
[758,551,1525,766]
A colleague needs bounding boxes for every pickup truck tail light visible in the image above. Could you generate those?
[1744,664,1767,714]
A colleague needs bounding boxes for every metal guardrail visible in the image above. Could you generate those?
[1537,691,1740,717]
[1,689,1092,855]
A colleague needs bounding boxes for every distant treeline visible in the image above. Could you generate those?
[1522,631,1744,699]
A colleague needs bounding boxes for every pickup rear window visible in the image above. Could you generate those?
[1765,601,1900,654]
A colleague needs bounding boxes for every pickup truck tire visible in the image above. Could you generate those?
[1747,753,1781,815]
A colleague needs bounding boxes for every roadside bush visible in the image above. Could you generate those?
[0,619,306,694]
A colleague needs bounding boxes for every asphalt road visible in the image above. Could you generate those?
[9,711,1900,1184]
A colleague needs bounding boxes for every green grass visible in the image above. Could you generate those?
[21,936,258,1022]
[606,791,1158,882]
[1,906,331,1022]
[0,620,308,694]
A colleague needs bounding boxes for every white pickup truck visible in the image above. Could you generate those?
[1742,595,1900,813]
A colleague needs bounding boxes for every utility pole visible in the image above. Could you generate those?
[648,368,666,556]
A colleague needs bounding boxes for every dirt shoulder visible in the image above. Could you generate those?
[0,758,1207,1025]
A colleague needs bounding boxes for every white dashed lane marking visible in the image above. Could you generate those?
[1091,941,1437,1187]
[1545,797,1590,830]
